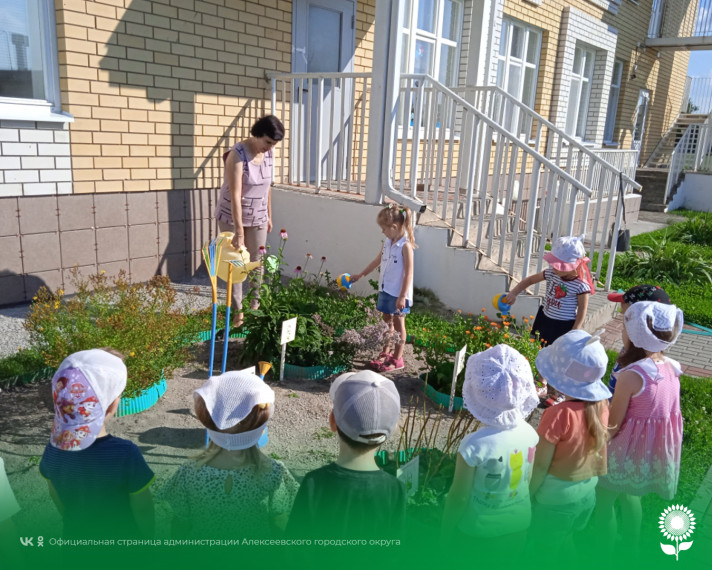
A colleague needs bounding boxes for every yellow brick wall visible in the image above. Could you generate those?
[56,0,380,194]
[502,0,690,162]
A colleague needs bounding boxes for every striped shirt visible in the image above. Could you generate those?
[542,269,590,320]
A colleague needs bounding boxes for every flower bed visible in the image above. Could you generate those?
[283,363,350,380]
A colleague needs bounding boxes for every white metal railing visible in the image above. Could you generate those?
[456,85,641,199]
[267,72,371,194]
[665,121,712,202]
[391,75,631,290]
[648,0,712,41]
[682,76,712,115]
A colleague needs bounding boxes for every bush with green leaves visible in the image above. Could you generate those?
[24,269,203,397]
[614,236,712,285]
[410,309,540,396]
[240,239,383,370]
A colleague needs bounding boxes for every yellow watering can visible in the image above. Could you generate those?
[214,232,263,283]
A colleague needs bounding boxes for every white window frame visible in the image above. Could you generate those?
[565,44,595,140]
[0,0,72,122]
[604,59,624,143]
[495,17,542,139]
[401,0,464,87]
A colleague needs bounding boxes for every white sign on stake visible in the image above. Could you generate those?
[240,366,256,375]
[279,317,298,381]
[450,345,467,413]
[396,454,420,498]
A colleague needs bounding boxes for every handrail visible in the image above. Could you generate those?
[665,120,712,202]
[455,84,642,193]
[400,75,594,197]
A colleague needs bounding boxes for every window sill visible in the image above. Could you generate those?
[0,101,74,123]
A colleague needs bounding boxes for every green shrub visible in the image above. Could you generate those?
[668,212,712,247]
[615,236,712,285]
[0,347,46,385]
[24,269,202,398]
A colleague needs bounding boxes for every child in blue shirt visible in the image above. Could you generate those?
[40,349,155,539]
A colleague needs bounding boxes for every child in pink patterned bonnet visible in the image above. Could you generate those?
[505,235,594,402]
[158,371,298,538]
[591,300,684,553]
[40,349,155,539]
[442,344,539,553]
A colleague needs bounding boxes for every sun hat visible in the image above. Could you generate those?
[462,345,538,429]
[194,371,275,450]
[607,284,671,305]
[623,300,684,353]
[329,370,401,445]
[535,330,611,401]
[50,349,127,451]
[544,235,587,272]
[544,235,595,293]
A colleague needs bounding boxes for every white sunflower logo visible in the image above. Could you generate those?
[659,505,696,560]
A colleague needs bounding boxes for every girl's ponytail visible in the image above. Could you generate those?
[584,400,608,454]
[402,207,417,249]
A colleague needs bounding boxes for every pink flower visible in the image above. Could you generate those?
[295,266,303,275]
[280,229,288,240]
[306,253,313,259]
[259,245,266,252]
[321,256,327,262]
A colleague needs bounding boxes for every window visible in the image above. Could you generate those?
[400,0,463,87]
[495,18,542,136]
[0,0,69,121]
[565,44,595,139]
[496,19,541,108]
[604,59,624,143]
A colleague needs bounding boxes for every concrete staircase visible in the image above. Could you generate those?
[644,113,708,169]
[415,209,615,332]
[635,168,669,212]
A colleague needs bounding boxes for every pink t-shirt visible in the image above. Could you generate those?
[214,142,273,227]
[537,400,609,481]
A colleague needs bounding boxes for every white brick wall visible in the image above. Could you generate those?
[0,121,73,197]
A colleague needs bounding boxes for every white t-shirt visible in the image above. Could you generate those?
[0,457,20,522]
[456,422,539,537]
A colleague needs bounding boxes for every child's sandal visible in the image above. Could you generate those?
[376,356,405,373]
[368,352,392,370]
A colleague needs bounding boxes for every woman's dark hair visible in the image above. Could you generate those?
[251,115,285,141]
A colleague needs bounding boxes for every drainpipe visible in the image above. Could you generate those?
[365,0,405,205]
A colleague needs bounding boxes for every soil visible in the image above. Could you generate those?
[2,339,536,538]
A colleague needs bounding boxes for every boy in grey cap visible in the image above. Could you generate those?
[287,370,406,539]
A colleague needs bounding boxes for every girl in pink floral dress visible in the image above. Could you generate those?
[592,300,684,553]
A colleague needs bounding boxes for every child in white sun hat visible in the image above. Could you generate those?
[505,235,594,401]
[592,300,684,554]
[442,344,539,552]
[528,329,611,555]
[158,371,298,538]
[40,349,155,539]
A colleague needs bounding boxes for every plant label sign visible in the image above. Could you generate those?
[279,317,298,381]
[397,455,420,498]
[240,366,256,375]
[450,345,467,412]
[281,317,297,345]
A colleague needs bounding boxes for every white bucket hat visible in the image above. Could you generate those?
[462,345,538,429]
[624,300,684,353]
[535,329,611,401]
[194,371,275,450]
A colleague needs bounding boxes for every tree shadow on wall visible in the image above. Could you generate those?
[99,0,269,280]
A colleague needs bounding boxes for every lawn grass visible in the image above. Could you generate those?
[599,211,712,328]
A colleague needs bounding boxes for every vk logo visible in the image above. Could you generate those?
[20,537,34,547]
